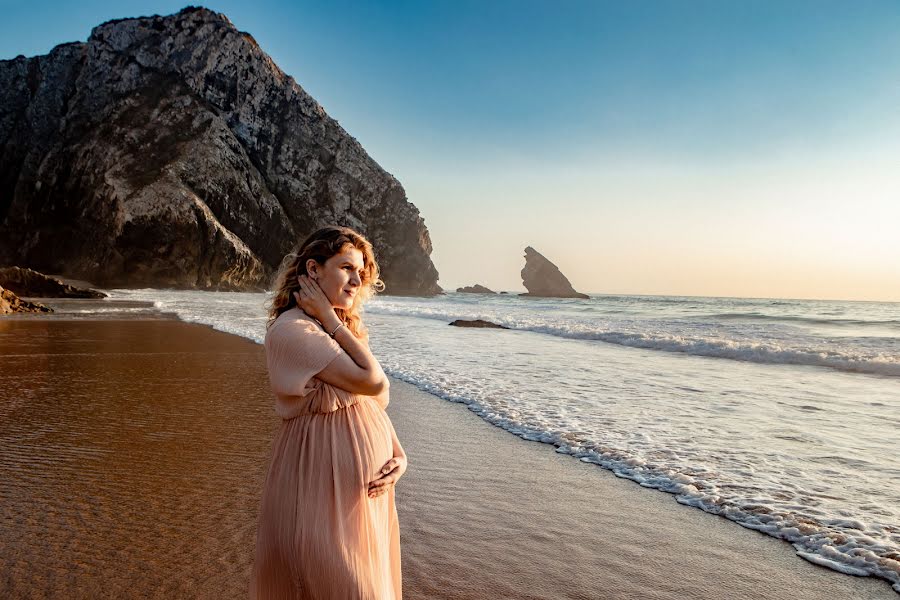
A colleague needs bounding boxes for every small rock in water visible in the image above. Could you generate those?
[456,284,496,294]
[448,319,509,329]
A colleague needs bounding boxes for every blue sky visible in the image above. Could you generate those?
[3,1,899,300]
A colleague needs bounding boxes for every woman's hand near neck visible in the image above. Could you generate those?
[294,274,338,326]
[293,278,388,396]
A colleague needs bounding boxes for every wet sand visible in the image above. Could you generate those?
[0,315,273,598]
[0,313,895,599]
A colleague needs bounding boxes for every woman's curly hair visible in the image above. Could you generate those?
[266,226,385,342]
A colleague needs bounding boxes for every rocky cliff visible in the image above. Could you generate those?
[0,6,441,294]
[0,285,52,314]
[0,267,107,298]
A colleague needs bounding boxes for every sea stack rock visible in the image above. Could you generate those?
[0,7,440,295]
[519,246,589,299]
[456,284,496,294]
[0,267,107,298]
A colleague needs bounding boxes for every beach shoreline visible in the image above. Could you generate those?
[0,304,896,598]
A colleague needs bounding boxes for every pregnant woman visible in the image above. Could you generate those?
[251,226,406,599]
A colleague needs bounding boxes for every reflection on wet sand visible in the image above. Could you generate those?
[0,318,275,598]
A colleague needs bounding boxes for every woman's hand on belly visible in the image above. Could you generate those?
[367,455,408,499]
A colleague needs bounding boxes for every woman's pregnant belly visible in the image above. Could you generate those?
[326,397,395,493]
[274,396,393,496]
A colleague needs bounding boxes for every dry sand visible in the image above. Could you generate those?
[0,312,894,598]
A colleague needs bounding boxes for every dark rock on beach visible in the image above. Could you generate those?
[0,285,53,314]
[449,319,509,329]
[0,267,107,298]
[456,284,496,294]
[519,246,589,299]
[0,7,441,295]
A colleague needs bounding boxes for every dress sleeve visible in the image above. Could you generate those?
[265,318,344,398]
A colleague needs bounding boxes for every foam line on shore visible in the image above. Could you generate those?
[383,366,900,594]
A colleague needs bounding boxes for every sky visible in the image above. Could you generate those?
[2,1,899,301]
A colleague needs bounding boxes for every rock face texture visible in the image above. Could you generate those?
[456,284,496,294]
[519,246,589,299]
[0,267,107,298]
[0,7,441,295]
[0,285,52,314]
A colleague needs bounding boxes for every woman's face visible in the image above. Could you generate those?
[305,245,365,310]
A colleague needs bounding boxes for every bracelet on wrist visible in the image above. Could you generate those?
[328,322,345,337]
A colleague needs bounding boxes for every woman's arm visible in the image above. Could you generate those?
[312,313,389,396]
[318,310,375,372]
[294,277,389,396]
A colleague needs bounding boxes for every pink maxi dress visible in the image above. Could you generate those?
[250,307,402,599]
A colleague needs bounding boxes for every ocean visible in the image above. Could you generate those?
[102,288,900,592]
